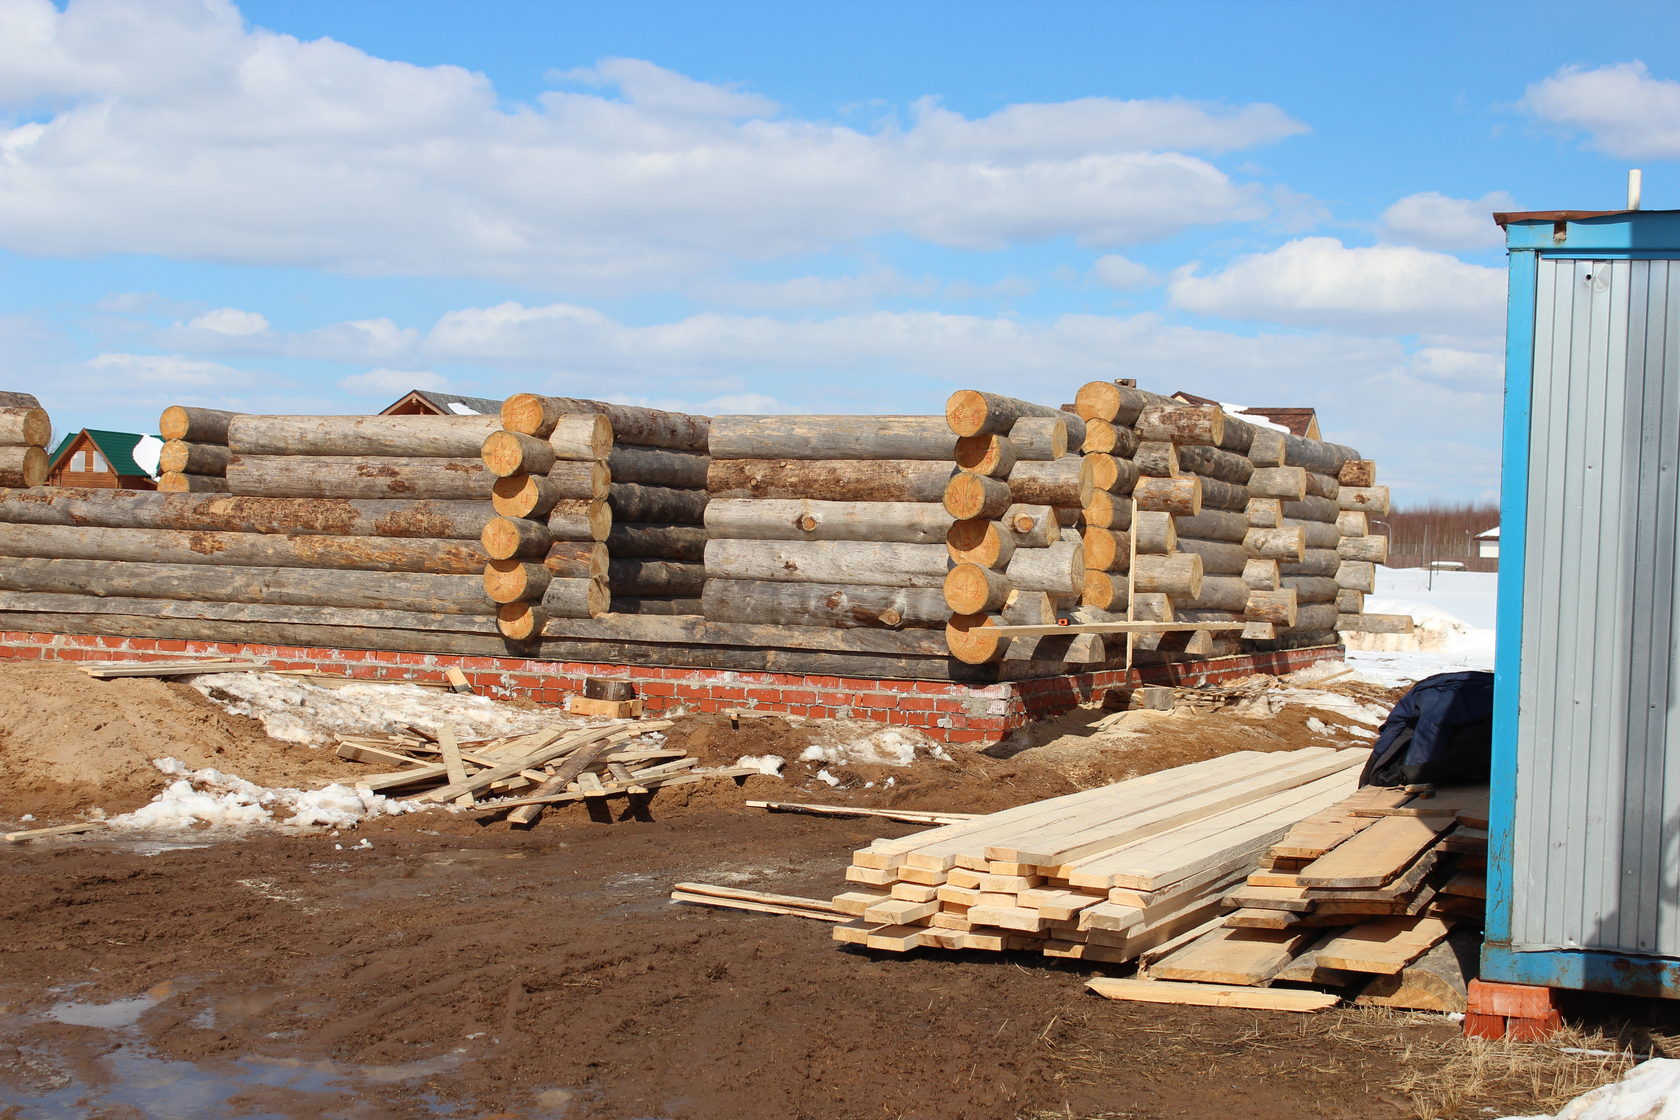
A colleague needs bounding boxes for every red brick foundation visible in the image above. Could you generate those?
[1464,979,1564,1040]
[0,630,1340,746]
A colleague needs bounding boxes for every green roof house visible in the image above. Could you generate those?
[46,429,163,490]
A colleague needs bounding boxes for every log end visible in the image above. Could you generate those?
[943,562,1000,616]
[497,601,545,642]
[945,612,1008,664]
[944,389,990,438]
[158,405,190,442]
[20,445,47,488]
[483,559,545,604]
[480,430,533,477]
[501,393,551,437]
[1073,381,1120,422]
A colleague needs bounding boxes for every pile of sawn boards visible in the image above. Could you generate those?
[1128,783,1487,1007]
[829,747,1368,959]
[333,718,755,825]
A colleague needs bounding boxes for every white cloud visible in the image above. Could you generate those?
[339,368,446,396]
[1520,61,1680,158]
[0,0,1295,288]
[701,270,924,309]
[187,307,270,335]
[1380,191,1516,250]
[1091,254,1156,291]
[85,352,259,385]
[1166,237,1506,337]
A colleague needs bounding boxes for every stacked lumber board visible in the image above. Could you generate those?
[0,391,50,489]
[333,718,755,826]
[157,405,239,492]
[942,391,1095,668]
[829,747,1366,958]
[502,394,708,622]
[1129,783,1488,1010]
[704,415,956,637]
[479,409,614,638]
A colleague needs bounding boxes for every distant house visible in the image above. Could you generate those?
[380,390,504,417]
[1171,391,1322,439]
[1474,525,1500,559]
[46,429,162,490]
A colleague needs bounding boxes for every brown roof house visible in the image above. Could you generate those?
[380,390,504,417]
[46,429,162,490]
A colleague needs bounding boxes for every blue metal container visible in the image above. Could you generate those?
[1487,209,1680,998]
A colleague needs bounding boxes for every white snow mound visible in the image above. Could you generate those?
[798,725,951,768]
[1501,1058,1680,1120]
[111,758,422,831]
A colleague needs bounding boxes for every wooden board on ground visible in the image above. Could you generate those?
[746,801,975,825]
[1352,929,1480,1012]
[566,695,645,718]
[1148,926,1315,986]
[80,659,267,678]
[1087,978,1338,1013]
[1310,916,1453,975]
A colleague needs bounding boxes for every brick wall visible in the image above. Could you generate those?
[0,630,1341,746]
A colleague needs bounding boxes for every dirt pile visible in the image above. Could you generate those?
[0,662,364,819]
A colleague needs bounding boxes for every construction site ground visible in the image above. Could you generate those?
[0,661,1672,1120]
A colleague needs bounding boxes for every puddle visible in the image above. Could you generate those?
[45,994,158,1028]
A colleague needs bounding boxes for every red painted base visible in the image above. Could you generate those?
[1464,979,1564,1040]
[0,630,1340,746]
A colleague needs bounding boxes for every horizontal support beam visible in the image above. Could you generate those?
[985,621,1248,637]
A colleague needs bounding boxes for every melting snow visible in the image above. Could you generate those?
[131,434,164,478]
[737,754,785,776]
[1500,1058,1680,1120]
[110,759,422,831]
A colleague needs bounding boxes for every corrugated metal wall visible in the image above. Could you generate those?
[1513,257,1680,957]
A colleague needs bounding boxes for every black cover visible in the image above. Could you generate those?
[1359,670,1496,787]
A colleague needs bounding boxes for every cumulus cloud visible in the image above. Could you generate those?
[1379,191,1516,251]
[85,352,260,385]
[1166,237,1506,337]
[702,270,925,309]
[1520,61,1680,158]
[187,307,270,335]
[0,0,1297,288]
[1091,254,1156,291]
[339,368,445,396]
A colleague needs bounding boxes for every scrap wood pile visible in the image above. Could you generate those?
[1101,782,1488,1012]
[825,747,1367,959]
[333,718,756,824]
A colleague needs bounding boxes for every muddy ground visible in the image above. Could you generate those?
[0,664,1672,1119]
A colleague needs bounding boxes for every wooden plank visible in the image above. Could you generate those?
[1087,978,1337,1013]
[1296,815,1456,888]
[671,891,844,922]
[672,882,841,913]
[419,725,635,804]
[437,724,473,808]
[445,667,473,694]
[81,659,266,677]
[4,820,107,843]
[1149,926,1315,986]
[1311,917,1453,975]
[1274,786,1414,857]
[987,621,1246,636]
[747,801,975,825]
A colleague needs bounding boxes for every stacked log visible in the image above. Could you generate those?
[0,489,498,644]
[479,412,614,640]
[705,417,954,636]
[1074,382,1169,643]
[224,414,506,499]
[157,406,239,493]
[942,392,1093,667]
[502,395,708,622]
[1334,460,1390,635]
[1257,433,1363,647]
[0,392,50,489]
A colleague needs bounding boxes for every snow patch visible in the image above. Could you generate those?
[193,672,566,748]
[447,402,476,415]
[131,434,164,478]
[798,725,949,767]
[111,759,422,831]
[1501,1058,1680,1120]
[737,754,784,776]
[814,769,841,787]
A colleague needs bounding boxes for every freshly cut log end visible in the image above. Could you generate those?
[1079,418,1136,458]
[943,562,1010,615]
[947,518,1014,568]
[481,430,555,478]
[0,406,51,448]
[1133,475,1201,516]
[946,612,1009,664]
[493,473,559,519]
[1082,570,1126,611]
[481,515,552,561]
[156,472,231,493]
[1079,453,1138,496]
[953,434,1016,478]
[496,601,546,642]
[0,446,48,489]
[1132,552,1203,598]
[159,405,238,443]
[943,472,1011,521]
[483,559,553,604]
[1081,490,1132,531]
[501,393,558,438]
[1073,380,1154,424]
[1082,528,1130,572]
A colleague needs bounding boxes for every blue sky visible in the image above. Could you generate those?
[3,0,1679,502]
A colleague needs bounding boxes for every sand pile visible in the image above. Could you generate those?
[0,661,366,818]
